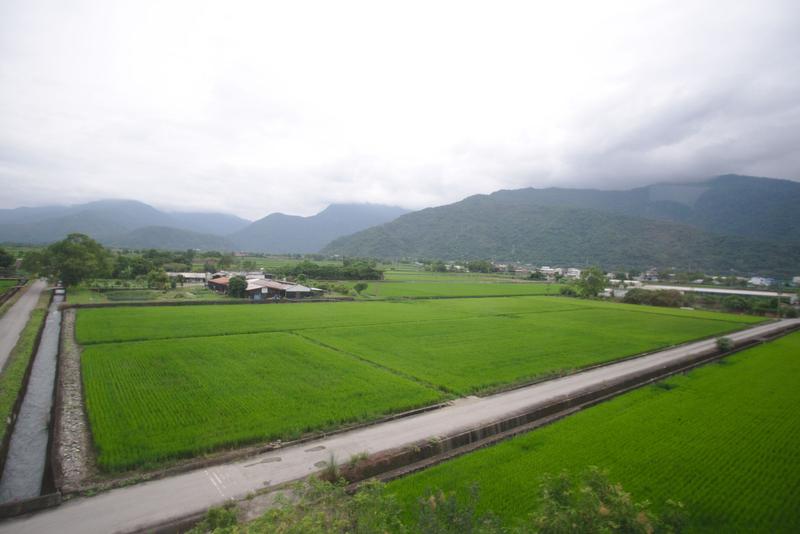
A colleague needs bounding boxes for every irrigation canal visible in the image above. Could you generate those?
[0,293,63,503]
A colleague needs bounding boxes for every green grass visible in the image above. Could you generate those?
[303,307,753,394]
[76,296,764,471]
[0,290,49,444]
[67,286,226,305]
[383,270,524,282]
[0,279,18,292]
[361,281,560,298]
[82,332,443,471]
[388,332,800,533]
[76,296,761,346]
[66,288,109,304]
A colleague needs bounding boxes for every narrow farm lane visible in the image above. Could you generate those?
[0,280,46,371]
[2,317,798,534]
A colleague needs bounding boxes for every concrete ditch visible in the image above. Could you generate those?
[0,292,62,512]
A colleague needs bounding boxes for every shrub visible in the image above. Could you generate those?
[187,504,237,533]
[228,275,247,298]
[624,289,684,307]
[717,337,734,352]
[250,478,405,534]
[204,470,684,533]
[559,285,577,297]
[524,467,685,533]
[723,295,751,312]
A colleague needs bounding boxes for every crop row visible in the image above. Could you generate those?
[82,332,443,471]
[361,281,561,297]
[302,306,750,394]
[76,295,760,346]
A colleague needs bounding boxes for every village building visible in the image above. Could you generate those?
[207,276,229,292]
[166,272,208,284]
[748,276,775,287]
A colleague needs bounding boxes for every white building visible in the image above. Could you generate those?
[748,276,774,287]
[539,266,563,277]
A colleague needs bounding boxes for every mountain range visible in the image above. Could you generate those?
[0,200,408,253]
[2,174,799,276]
[324,175,800,276]
[231,204,409,253]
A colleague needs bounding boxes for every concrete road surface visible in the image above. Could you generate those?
[1,317,798,534]
[0,280,46,371]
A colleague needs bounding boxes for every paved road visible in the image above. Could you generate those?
[2,318,798,533]
[0,280,46,371]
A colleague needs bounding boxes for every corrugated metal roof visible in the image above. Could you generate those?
[257,280,293,290]
[283,284,311,292]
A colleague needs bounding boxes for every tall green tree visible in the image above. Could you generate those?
[146,269,169,290]
[228,275,247,298]
[577,266,606,297]
[467,259,494,273]
[21,250,45,274]
[0,247,15,274]
[43,233,111,286]
[218,253,236,269]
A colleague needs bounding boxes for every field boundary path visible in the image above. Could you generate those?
[1,317,798,534]
[0,280,46,371]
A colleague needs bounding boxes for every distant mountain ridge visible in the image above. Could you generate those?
[107,226,236,251]
[0,199,408,253]
[324,175,800,276]
[231,203,410,253]
[484,174,800,243]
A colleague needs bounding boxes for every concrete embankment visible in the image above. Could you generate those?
[0,294,63,503]
[1,317,798,534]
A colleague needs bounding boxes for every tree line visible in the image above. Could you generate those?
[278,259,384,280]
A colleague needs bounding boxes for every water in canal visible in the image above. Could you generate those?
[0,293,63,503]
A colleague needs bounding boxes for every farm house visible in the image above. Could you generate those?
[207,277,229,293]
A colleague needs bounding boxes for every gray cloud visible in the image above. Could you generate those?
[1,0,799,219]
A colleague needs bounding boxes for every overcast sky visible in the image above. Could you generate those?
[1,1,798,219]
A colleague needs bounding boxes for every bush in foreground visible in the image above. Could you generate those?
[190,469,684,533]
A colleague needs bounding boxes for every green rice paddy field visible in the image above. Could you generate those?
[77,296,763,471]
[382,270,524,282]
[388,331,800,533]
[82,333,442,470]
[361,281,560,298]
[0,279,18,293]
